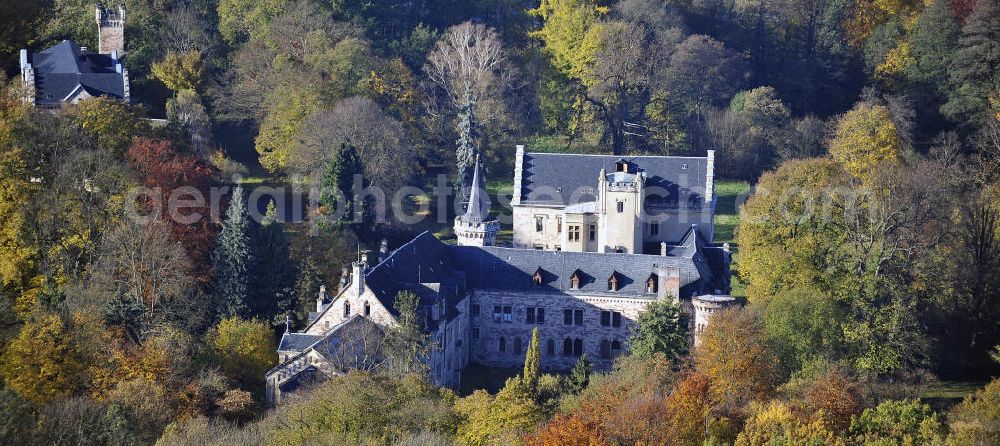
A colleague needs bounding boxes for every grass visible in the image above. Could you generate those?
[713,180,751,244]
[921,381,983,400]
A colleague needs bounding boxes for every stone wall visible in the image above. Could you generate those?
[468,289,656,371]
[512,205,564,249]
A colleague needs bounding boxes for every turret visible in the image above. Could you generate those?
[96,2,125,55]
[454,155,499,246]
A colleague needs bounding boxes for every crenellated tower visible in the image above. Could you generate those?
[454,156,500,246]
[96,2,126,55]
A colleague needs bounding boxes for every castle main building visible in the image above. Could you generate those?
[265,148,734,406]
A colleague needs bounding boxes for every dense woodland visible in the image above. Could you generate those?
[0,0,999,444]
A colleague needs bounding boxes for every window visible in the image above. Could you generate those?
[514,337,522,355]
[570,272,581,290]
[646,275,658,294]
[503,306,513,323]
[547,339,555,355]
[472,328,480,339]
[601,311,611,327]
[535,216,544,232]
[563,338,573,356]
[344,301,351,317]
[568,225,581,242]
[364,301,371,317]
[649,222,659,236]
[611,340,622,357]
[471,304,480,316]
[573,338,584,357]
[574,309,584,326]
[600,340,611,359]
[533,270,543,286]
[493,305,502,323]
[614,246,626,254]
[499,337,506,352]
[617,201,624,213]
[608,273,619,291]
[563,309,573,325]
[527,307,545,324]
[613,312,622,328]
[589,224,596,241]
[601,310,622,327]
[534,245,545,250]
[556,217,562,233]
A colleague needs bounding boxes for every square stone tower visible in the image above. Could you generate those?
[96,3,125,55]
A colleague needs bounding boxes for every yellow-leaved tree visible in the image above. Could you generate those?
[0,313,89,404]
[829,104,903,180]
[151,51,205,93]
[527,0,607,84]
[207,317,277,390]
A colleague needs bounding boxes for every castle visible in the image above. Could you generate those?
[265,147,735,406]
[19,3,130,106]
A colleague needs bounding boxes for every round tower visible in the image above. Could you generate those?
[454,156,499,246]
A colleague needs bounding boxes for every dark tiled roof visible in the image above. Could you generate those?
[518,153,708,208]
[30,40,125,105]
[460,157,492,224]
[364,233,465,318]
[278,333,323,352]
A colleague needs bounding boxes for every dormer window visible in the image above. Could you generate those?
[646,274,658,294]
[344,301,351,317]
[364,301,371,317]
[608,272,619,292]
[532,269,544,286]
[615,159,629,173]
[570,271,581,290]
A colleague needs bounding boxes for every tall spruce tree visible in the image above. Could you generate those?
[522,327,541,395]
[253,200,295,327]
[568,354,592,393]
[320,143,363,225]
[455,82,479,191]
[212,185,253,319]
[293,251,321,321]
[942,0,1000,124]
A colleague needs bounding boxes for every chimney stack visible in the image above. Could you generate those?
[316,285,329,313]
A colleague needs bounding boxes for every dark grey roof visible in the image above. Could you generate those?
[30,40,125,105]
[278,333,323,352]
[364,233,466,320]
[460,156,492,224]
[518,153,709,209]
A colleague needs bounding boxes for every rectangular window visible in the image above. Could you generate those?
[503,306,512,323]
[589,224,596,241]
[537,308,545,324]
[650,222,659,236]
[527,307,545,324]
[493,306,502,323]
[526,307,535,324]
[574,309,584,326]
[471,328,480,339]
[557,217,562,233]
[568,225,581,242]
[613,312,622,328]
[617,201,624,213]
[563,309,573,325]
[471,304,480,317]
[535,216,544,232]
[600,311,611,327]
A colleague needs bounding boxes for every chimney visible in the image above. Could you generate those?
[512,144,525,205]
[704,150,715,204]
[316,285,329,313]
[379,239,389,262]
[351,261,366,296]
[660,242,667,256]
[338,265,350,293]
[111,49,118,62]
[19,49,28,70]
[657,266,681,302]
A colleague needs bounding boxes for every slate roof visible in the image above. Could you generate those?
[30,40,126,105]
[278,333,323,352]
[517,153,709,209]
[363,233,466,322]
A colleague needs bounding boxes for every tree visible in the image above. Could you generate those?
[319,143,363,224]
[207,317,276,391]
[0,386,35,444]
[0,313,88,404]
[664,35,744,117]
[383,291,433,378]
[68,97,149,157]
[454,84,480,188]
[736,400,843,446]
[848,399,945,445]
[628,298,688,360]
[528,0,606,82]
[151,51,204,93]
[830,103,903,179]
[455,378,543,446]
[942,0,1000,125]
[568,354,593,393]
[946,377,1000,445]
[695,307,780,410]
[522,327,541,395]
[167,90,213,158]
[217,0,291,44]
[252,200,296,327]
[212,186,254,319]
[761,287,845,373]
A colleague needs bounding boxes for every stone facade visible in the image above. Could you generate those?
[96,3,126,55]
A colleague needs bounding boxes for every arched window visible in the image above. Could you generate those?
[646,274,658,294]
[547,339,555,355]
[573,338,584,357]
[499,337,506,352]
[611,340,622,357]
[514,337,522,355]
[608,272,619,291]
[344,301,351,317]
[600,340,611,359]
[563,338,573,356]
[364,301,371,316]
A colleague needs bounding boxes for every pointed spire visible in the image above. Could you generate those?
[463,154,491,224]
